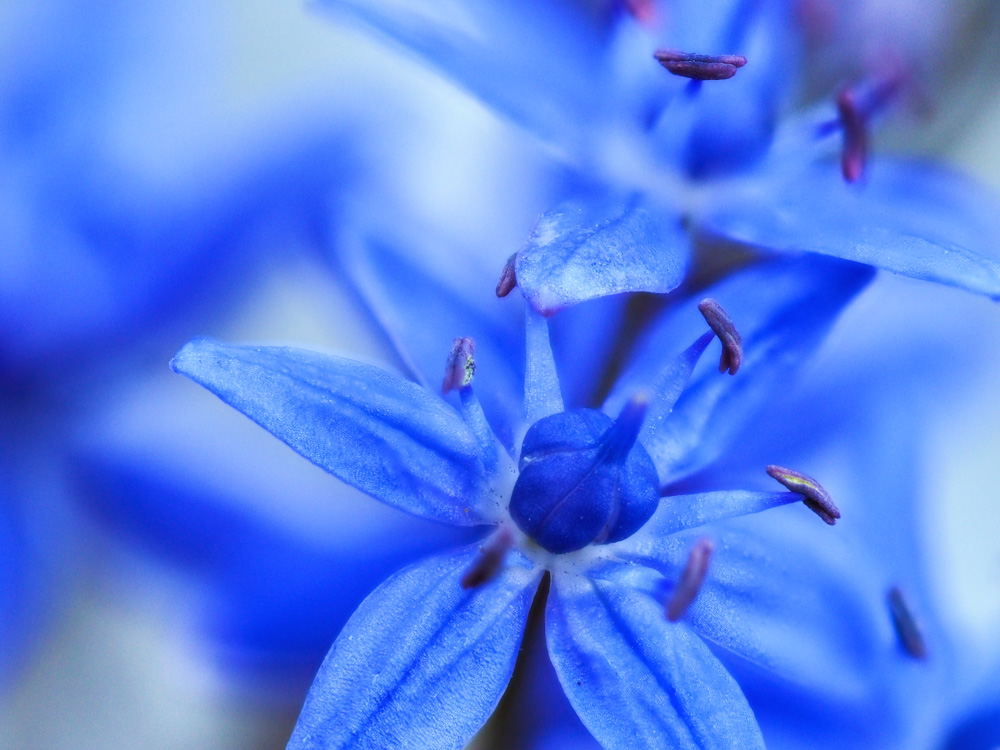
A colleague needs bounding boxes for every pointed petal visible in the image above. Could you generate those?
[312,0,609,152]
[702,160,1000,299]
[515,192,689,315]
[288,545,541,750]
[604,332,712,447]
[615,256,873,485]
[546,571,764,750]
[339,230,525,451]
[630,516,886,698]
[612,491,800,550]
[171,338,502,526]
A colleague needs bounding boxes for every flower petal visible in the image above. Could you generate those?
[287,545,541,750]
[340,229,525,450]
[614,490,799,545]
[626,515,886,700]
[515,191,689,315]
[546,570,764,750]
[171,338,502,525]
[312,0,610,153]
[613,255,873,485]
[701,160,1000,299]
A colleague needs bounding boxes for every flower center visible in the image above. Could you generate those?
[508,404,660,554]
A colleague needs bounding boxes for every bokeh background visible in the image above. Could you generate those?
[2,1,1000,748]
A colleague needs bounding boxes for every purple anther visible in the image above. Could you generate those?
[835,71,905,183]
[887,586,927,659]
[766,465,841,525]
[836,87,868,183]
[654,50,747,81]
[602,393,649,462]
[666,538,713,622]
[698,298,742,375]
[461,527,515,589]
[496,253,518,298]
[442,337,476,395]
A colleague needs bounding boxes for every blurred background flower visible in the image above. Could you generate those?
[2,1,1000,749]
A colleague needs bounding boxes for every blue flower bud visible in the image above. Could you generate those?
[509,405,659,554]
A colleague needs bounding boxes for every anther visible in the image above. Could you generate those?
[496,253,518,298]
[654,50,747,81]
[442,337,476,395]
[602,393,649,462]
[836,87,868,183]
[698,299,742,375]
[835,72,905,183]
[887,586,928,659]
[766,465,840,525]
[461,527,515,589]
[665,538,713,622]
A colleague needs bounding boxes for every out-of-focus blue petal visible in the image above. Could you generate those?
[612,256,873,485]
[701,160,1000,299]
[546,569,764,750]
[0,481,29,690]
[287,545,541,750]
[78,451,473,686]
[339,228,525,451]
[312,0,610,153]
[944,663,1000,750]
[171,338,501,526]
[515,191,688,314]
[0,130,350,373]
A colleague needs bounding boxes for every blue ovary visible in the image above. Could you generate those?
[509,408,660,554]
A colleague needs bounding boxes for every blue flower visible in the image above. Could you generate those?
[314,0,1000,315]
[0,0,362,694]
[170,247,878,748]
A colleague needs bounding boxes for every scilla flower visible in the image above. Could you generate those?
[315,0,1000,316]
[170,253,871,748]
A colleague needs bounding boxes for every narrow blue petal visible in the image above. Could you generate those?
[312,0,610,152]
[339,229,525,450]
[604,332,712,447]
[614,256,873,485]
[171,339,502,526]
[515,191,689,315]
[612,490,799,549]
[546,571,764,750]
[702,160,1000,299]
[287,545,541,750]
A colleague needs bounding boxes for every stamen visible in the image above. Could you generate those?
[665,537,713,622]
[496,253,518,298]
[887,586,927,659]
[698,298,742,375]
[836,87,868,183]
[461,527,515,589]
[524,307,564,424]
[766,465,840,525]
[836,72,906,183]
[602,393,649,462]
[654,50,747,81]
[442,337,476,394]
